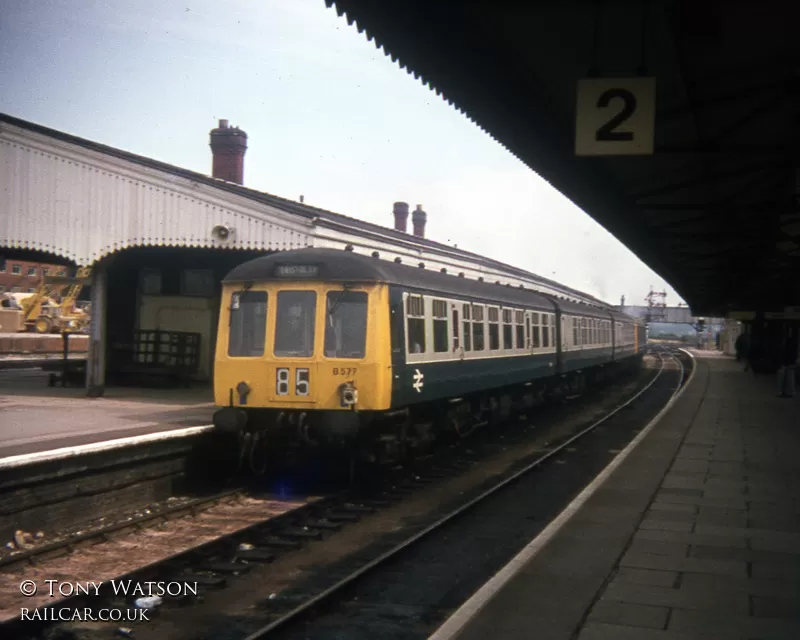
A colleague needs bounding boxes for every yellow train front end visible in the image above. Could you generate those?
[212,278,392,446]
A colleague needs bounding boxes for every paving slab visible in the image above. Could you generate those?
[0,369,214,458]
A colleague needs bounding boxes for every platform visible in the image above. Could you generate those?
[0,369,215,459]
[431,352,800,640]
[0,331,88,355]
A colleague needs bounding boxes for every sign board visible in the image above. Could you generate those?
[273,264,320,278]
[575,77,655,156]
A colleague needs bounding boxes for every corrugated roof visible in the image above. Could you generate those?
[0,111,612,310]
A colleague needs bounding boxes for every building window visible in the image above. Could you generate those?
[27,266,37,277]
[432,299,449,353]
[11,264,22,275]
[140,269,162,295]
[43,268,50,276]
[0,260,6,273]
[406,295,426,354]
[27,288,36,293]
[181,269,215,297]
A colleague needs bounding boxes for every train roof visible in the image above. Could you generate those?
[223,248,632,319]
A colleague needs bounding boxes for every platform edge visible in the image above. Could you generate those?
[427,348,697,640]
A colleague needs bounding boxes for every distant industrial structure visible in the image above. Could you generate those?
[616,304,724,326]
[617,288,724,326]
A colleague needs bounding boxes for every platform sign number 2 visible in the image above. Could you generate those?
[575,77,655,156]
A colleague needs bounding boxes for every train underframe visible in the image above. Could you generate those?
[214,354,644,473]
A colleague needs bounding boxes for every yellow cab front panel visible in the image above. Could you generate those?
[213,281,392,412]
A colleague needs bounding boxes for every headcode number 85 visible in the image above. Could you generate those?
[276,368,309,396]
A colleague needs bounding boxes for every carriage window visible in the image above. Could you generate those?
[525,314,531,349]
[515,311,524,349]
[533,314,541,348]
[472,304,485,351]
[502,309,513,349]
[462,303,472,351]
[452,307,460,350]
[573,317,579,346]
[324,291,367,359]
[488,307,500,350]
[433,299,449,353]
[542,315,550,348]
[582,318,588,345]
[275,291,316,357]
[406,295,426,354]
[228,291,267,357]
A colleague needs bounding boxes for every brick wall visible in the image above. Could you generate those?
[0,259,68,293]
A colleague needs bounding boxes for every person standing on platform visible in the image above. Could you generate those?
[735,331,747,362]
[777,329,797,398]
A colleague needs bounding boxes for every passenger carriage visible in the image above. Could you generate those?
[212,248,644,460]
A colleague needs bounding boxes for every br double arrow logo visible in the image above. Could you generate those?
[412,369,424,393]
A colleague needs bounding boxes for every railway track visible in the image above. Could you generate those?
[229,348,690,640]
[2,349,680,640]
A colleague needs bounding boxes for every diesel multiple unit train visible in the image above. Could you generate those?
[213,248,646,462]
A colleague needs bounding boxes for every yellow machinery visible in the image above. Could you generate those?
[18,267,92,334]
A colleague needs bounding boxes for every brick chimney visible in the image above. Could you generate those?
[392,202,409,233]
[209,119,247,184]
[412,204,427,238]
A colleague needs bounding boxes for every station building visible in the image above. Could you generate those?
[0,112,613,397]
[0,259,69,294]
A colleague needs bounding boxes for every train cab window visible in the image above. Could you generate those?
[406,295,426,354]
[532,312,541,348]
[432,300,449,353]
[515,310,524,349]
[502,309,513,350]
[488,307,500,350]
[324,291,367,358]
[462,303,472,351]
[274,291,317,357]
[472,305,485,351]
[542,315,550,348]
[228,291,268,357]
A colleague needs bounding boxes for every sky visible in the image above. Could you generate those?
[0,0,685,307]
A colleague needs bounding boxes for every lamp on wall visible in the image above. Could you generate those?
[212,224,233,241]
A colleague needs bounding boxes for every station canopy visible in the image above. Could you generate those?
[327,0,800,316]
